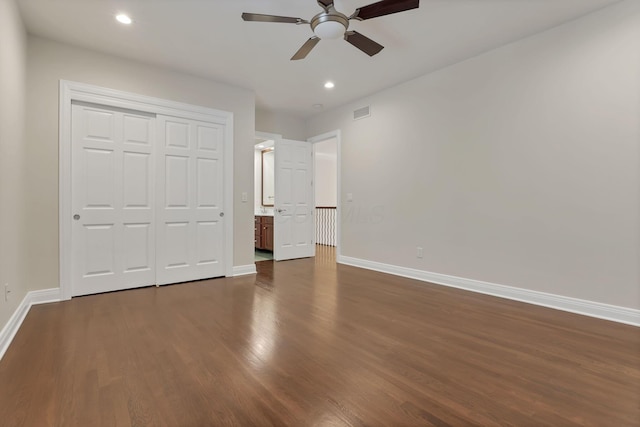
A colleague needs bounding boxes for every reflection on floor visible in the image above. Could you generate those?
[2,243,636,426]
[255,245,335,264]
[254,249,273,262]
[314,244,336,265]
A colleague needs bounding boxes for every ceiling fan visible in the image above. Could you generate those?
[242,0,420,60]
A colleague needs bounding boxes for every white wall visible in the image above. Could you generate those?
[0,0,28,329]
[307,1,640,310]
[24,36,256,295]
[256,108,307,140]
[314,138,338,207]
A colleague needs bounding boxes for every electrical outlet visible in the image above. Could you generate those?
[416,247,423,259]
[4,283,10,302]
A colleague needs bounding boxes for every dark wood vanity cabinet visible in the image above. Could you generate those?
[255,215,274,251]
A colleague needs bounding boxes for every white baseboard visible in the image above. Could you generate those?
[232,264,257,276]
[337,255,640,327]
[0,288,62,361]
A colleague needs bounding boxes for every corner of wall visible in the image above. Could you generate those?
[0,0,30,335]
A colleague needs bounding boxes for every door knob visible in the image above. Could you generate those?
[219,212,225,217]
[276,209,285,213]
[73,214,80,220]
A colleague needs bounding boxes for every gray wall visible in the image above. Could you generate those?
[255,108,307,140]
[24,36,256,296]
[314,139,338,207]
[0,0,28,329]
[307,1,640,309]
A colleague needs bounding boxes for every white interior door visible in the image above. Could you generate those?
[274,139,315,261]
[71,103,156,296]
[156,115,225,285]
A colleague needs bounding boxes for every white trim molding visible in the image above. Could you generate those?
[0,288,62,361]
[59,80,235,300]
[232,264,257,276]
[338,255,640,327]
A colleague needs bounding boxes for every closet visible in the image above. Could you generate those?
[69,98,228,297]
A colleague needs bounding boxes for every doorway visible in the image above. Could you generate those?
[254,132,319,263]
[254,134,275,262]
[252,130,341,265]
[312,136,338,248]
[308,130,342,260]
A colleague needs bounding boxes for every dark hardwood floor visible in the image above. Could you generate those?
[1,245,638,426]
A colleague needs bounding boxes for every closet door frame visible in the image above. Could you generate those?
[59,80,234,301]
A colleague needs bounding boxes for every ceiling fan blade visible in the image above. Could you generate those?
[242,13,307,24]
[344,31,384,57]
[350,0,419,21]
[291,37,321,60]
[317,0,334,11]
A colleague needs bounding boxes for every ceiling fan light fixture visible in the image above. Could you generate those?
[314,20,346,40]
[242,0,421,60]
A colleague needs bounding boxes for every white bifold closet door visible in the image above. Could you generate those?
[155,115,225,285]
[71,104,226,296]
[71,103,156,296]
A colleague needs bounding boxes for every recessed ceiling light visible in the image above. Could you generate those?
[312,104,324,110]
[116,14,132,25]
[324,81,335,89]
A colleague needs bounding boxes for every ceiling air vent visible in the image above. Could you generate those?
[353,105,370,121]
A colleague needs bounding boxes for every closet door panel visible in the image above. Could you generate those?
[156,116,225,285]
[71,103,156,296]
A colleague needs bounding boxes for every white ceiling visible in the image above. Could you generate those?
[18,0,620,118]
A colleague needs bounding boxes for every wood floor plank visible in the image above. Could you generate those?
[0,247,638,426]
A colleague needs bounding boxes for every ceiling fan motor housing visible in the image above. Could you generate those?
[311,10,349,39]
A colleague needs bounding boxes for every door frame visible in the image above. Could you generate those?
[59,80,234,300]
[307,130,342,259]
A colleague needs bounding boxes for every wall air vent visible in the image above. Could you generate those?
[353,105,371,121]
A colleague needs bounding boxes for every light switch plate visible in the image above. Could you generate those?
[241,192,248,202]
